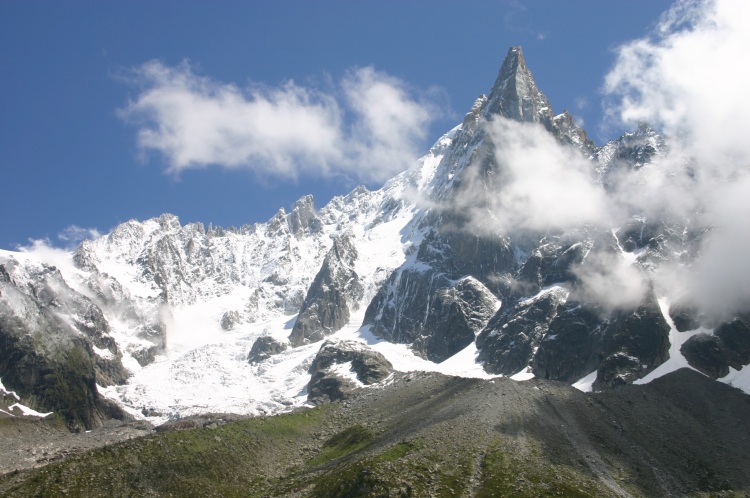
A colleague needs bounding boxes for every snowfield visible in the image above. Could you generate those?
[2,118,749,428]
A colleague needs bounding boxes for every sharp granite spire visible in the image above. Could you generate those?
[483,46,553,123]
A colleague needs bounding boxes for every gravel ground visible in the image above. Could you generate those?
[0,417,152,476]
[1,368,749,497]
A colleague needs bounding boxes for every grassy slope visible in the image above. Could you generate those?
[1,369,749,497]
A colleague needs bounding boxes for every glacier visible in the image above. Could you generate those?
[1,46,749,430]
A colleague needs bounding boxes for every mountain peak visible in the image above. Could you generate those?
[483,46,552,123]
[500,45,525,73]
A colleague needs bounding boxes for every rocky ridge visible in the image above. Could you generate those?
[1,369,749,497]
[0,46,748,431]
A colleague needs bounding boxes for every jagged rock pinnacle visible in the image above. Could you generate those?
[483,46,552,123]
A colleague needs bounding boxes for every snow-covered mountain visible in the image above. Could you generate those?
[1,47,748,430]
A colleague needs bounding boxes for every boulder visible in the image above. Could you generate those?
[681,333,730,379]
[247,336,288,364]
[220,310,242,331]
[714,318,750,368]
[307,341,392,405]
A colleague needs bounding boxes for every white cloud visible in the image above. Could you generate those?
[604,0,750,166]
[57,225,102,245]
[603,0,750,319]
[573,250,649,312]
[342,67,435,180]
[446,0,750,318]
[118,61,438,183]
[456,118,609,235]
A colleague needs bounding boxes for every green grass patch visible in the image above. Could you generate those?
[0,406,331,497]
[374,440,419,463]
[308,424,374,466]
[475,442,603,498]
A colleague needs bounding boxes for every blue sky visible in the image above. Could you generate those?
[1,1,675,250]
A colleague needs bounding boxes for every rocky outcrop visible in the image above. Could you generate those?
[482,47,595,154]
[681,333,731,379]
[668,299,702,332]
[289,234,363,347]
[287,195,321,236]
[594,288,671,389]
[307,341,392,405]
[714,318,750,368]
[413,277,499,362]
[247,336,288,364]
[220,310,241,331]
[74,241,167,365]
[595,123,667,184]
[517,237,591,293]
[478,286,568,375]
[531,301,604,382]
[0,259,129,431]
[363,229,510,360]
[680,318,750,379]
[363,234,455,346]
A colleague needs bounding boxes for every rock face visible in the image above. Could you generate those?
[247,336,288,364]
[413,277,499,362]
[715,318,750,368]
[289,234,363,347]
[3,44,748,427]
[287,195,321,236]
[531,301,604,382]
[594,290,671,389]
[477,286,569,375]
[680,318,750,379]
[681,334,731,379]
[307,341,392,405]
[0,259,129,431]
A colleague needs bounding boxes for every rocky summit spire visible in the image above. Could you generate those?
[483,46,553,124]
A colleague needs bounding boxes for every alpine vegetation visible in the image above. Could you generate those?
[1,2,750,495]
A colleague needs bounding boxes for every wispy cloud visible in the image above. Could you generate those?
[604,0,750,165]
[117,61,440,183]
[446,0,750,317]
[454,118,609,235]
[601,0,750,318]
[57,225,101,245]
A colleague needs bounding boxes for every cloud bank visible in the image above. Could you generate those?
[118,62,439,183]
[450,0,750,317]
[603,0,750,319]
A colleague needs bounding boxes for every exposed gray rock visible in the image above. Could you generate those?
[594,288,671,389]
[74,240,167,365]
[364,234,455,346]
[531,301,605,382]
[413,277,498,362]
[715,318,750,368]
[289,234,363,347]
[681,333,730,379]
[516,235,591,293]
[220,310,241,331]
[478,286,568,375]
[247,336,288,364]
[678,318,750,380]
[0,260,130,431]
[615,217,661,253]
[483,47,595,154]
[669,300,702,332]
[287,195,321,236]
[596,123,668,184]
[307,340,392,405]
